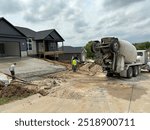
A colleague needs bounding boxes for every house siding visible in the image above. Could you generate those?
[27,40,37,55]
[36,41,45,53]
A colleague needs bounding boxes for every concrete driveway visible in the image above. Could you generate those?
[0,57,66,80]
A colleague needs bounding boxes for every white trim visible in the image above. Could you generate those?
[21,51,27,57]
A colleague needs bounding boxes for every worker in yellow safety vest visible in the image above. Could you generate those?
[72,58,77,72]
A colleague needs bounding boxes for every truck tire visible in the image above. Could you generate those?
[91,41,100,53]
[127,67,133,78]
[138,66,141,74]
[106,72,113,77]
[110,42,119,52]
[133,66,138,77]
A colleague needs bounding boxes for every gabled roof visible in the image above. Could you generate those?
[35,29,64,42]
[16,26,36,38]
[35,29,54,40]
[0,17,64,42]
[59,46,85,53]
[16,26,64,42]
[0,17,26,38]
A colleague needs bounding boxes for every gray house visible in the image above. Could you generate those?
[16,27,64,58]
[59,46,87,62]
[0,17,64,58]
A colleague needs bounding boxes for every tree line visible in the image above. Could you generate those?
[133,42,150,50]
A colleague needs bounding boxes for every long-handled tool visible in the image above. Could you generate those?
[0,71,37,86]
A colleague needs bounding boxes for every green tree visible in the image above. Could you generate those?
[133,42,150,50]
[84,41,95,58]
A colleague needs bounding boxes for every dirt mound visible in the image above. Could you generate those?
[80,63,102,73]
[90,64,102,73]
[80,63,93,71]
[0,82,36,98]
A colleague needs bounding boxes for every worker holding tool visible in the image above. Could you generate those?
[72,55,80,72]
[72,58,77,72]
[9,63,16,80]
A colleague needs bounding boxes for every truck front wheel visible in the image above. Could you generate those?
[127,67,133,78]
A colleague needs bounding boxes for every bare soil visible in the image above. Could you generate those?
[0,63,150,112]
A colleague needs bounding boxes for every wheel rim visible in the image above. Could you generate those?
[113,43,119,51]
[129,70,133,77]
[128,67,133,78]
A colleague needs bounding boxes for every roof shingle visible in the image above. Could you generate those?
[16,27,64,42]
[16,26,36,38]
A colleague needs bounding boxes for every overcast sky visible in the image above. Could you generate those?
[0,0,150,46]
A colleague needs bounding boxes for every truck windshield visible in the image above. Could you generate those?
[137,52,143,56]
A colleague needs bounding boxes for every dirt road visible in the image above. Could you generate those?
[0,68,150,113]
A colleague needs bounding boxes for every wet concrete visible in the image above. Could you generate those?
[0,57,66,80]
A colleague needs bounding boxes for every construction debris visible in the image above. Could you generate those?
[38,89,49,96]
[0,73,12,87]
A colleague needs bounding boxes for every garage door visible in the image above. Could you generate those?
[0,42,20,57]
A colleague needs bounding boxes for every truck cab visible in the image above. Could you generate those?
[137,50,150,72]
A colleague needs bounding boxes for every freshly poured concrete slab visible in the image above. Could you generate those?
[0,57,66,79]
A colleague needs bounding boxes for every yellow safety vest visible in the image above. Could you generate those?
[72,59,77,66]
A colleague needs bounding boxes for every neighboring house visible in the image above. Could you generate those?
[59,46,87,62]
[0,17,64,58]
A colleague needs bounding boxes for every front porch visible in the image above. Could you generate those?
[37,40,64,59]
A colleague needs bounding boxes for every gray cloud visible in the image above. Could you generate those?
[64,8,77,21]
[0,0,22,14]
[74,19,89,33]
[103,0,145,9]
[1,0,150,46]
[24,0,67,22]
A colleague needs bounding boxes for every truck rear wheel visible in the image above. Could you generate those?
[106,72,113,77]
[133,66,138,77]
[127,67,133,78]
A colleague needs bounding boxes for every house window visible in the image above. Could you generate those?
[28,43,32,50]
[49,43,56,51]
[27,38,32,42]
[27,38,32,50]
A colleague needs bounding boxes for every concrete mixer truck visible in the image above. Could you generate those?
[91,37,150,78]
